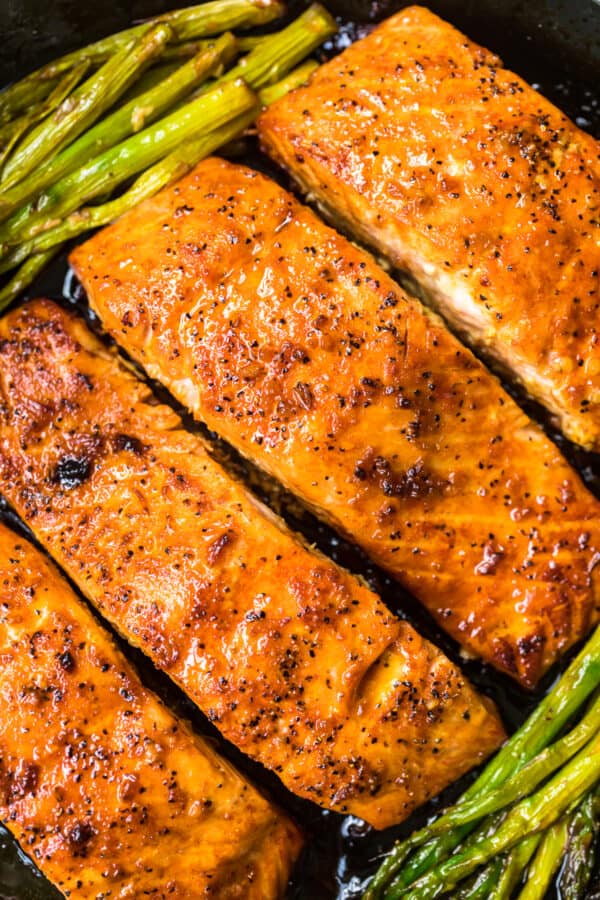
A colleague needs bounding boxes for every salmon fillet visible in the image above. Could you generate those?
[0,299,503,829]
[0,522,301,899]
[258,5,600,450]
[70,158,600,688]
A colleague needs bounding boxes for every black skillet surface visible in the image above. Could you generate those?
[0,1,599,898]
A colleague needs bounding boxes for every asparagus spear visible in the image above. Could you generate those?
[259,58,319,104]
[237,35,267,51]
[0,0,284,122]
[160,33,264,60]
[0,63,90,146]
[388,729,600,899]
[0,61,91,173]
[0,248,57,308]
[517,818,571,900]
[0,8,334,248]
[121,62,184,98]
[366,625,600,898]
[558,787,600,898]
[491,835,542,900]
[455,858,505,899]
[137,0,285,42]
[0,77,68,127]
[0,33,238,220]
[223,4,336,88]
[1,24,172,191]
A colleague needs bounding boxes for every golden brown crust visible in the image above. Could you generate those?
[70,158,600,688]
[258,5,600,450]
[0,522,301,899]
[0,299,503,829]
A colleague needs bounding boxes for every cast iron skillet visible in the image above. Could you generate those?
[0,2,599,898]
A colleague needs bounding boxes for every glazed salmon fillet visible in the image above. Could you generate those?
[258,5,600,450]
[0,300,503,829]
[70,158,600,688]
[0,522,301,899]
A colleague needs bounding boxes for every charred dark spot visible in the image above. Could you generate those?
[174,204,194,217]
[58,651,76,673]
[113,433,148,456]
[542,562,567,583]
[10,762,39,801]
[67,822,95,856]
[494,637,518,675]
[28,630,44,658]
[52,456,91,490]
[76,372,93,392]
[244,609,266,622]
[207,530,235,566]
[354,451,446,499]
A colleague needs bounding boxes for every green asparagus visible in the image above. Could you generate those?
[223,4,336,88]
[0,3,337,307]
[491,835,542,900]
[0,60,91,172]
[517,817,571,900]
[455,858,505,899]
[0,78,61,128]
[0,248,57,308]
[259,58,319,104]
[558,787,600,898]
[0,6,334,252]
[365,624,600,897]
[0,78,256,251]
[0,33,238,220]
[1,24,172,190]
[0,0,284,122]
[389,729,600,899]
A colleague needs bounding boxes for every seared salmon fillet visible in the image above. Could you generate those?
[70,158,600,688]
[0,522,301,899]
[0,300,503,829]
[258,5,600,450]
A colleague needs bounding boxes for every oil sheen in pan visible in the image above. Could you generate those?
[0,3,599,898]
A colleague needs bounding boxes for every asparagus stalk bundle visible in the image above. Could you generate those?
[0,2,336,308]
[0,33,239,220]
[1,23,173,189]
[0,0,285,123]
[0,60,91,171]
[365,625,600,899]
